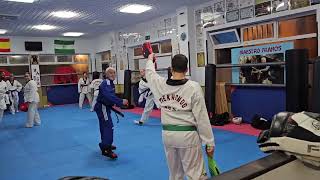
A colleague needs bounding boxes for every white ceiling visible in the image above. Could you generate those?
[0,0,212,38]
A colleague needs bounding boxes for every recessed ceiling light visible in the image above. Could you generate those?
[119,4,152,14]
[6,0,36,3]
[63,32,84,37]
[33,25,57,30]
[51,11,78,18]
[0,29,8,34]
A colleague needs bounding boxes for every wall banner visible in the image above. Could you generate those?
[231,42,294,84]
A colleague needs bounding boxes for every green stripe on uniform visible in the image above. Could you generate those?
[162,125,197,131]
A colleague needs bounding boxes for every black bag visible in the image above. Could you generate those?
[210,112,230,126]
[251,114,271,130]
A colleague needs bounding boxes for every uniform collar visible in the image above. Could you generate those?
[166,78,188,86]
[141,78,147,83]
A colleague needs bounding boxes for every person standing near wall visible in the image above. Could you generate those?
[89,71,103,112]
[24,72,41,128]
[78,72,92,109]
[6,74,22,114]
[0,72,8,123]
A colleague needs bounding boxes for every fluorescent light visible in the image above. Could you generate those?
[51,11,78,18]
[119,4,152,14]
[33,25,57,30]
[6,0,36,3]
[63,32,84,37]
[0,29,7,34]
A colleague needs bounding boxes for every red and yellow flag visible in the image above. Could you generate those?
[0,38,11,52]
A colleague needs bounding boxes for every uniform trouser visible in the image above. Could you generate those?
[9,91,19,113]
[165,145,208,180]
[140,97,155,122]
[95,104,114,151]
[91,95,98,111]
[26,102,41,127]
[79,93,92,109]
[0,109,4,122]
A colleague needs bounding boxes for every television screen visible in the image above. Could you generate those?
[25,41,43,51]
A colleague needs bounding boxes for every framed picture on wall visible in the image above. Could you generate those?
[197,52,205,67]
[226,10,240,22]
[226,0,239,12]
[214,1,225,12]
[255,1,272,16]
[239,0,254,8]
[272,0,289,12]
[290,0,310,9]
[240,6,254,19]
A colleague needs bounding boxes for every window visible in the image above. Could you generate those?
[278,15,317,38]
[0,56,7,64]
[39,55,55,63]
[57,55,72,63]
[242,22,274,41]
[8,55,29,64]
[209,29,240,46]
[74,55,89,63]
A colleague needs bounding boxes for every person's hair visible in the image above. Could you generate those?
[171,54,188,73]
[105,67,116,74]
[92,71,100,80]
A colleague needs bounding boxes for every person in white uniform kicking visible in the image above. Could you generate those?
[6,74,22,114]
[89,71,103,112]
[78,72,92,109]
[145,53,215,180]
[134,69,159,125]
[24,72,41,128]
[0,72,8,123]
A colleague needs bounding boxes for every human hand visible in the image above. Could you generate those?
[206,145,215,158]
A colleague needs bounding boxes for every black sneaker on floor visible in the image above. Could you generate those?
[102,150,118,159]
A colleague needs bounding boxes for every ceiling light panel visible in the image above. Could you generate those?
[51,11,78,18]
[0,29,8,34]
[33,25,57,30]
[63,32,84,37]
[119,4,152,14]
[6,0,36,3]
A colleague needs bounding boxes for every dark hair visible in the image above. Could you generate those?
[92,71,100,80]
[171,54,188,73]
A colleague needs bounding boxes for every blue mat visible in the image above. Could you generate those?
[0,105,265,180]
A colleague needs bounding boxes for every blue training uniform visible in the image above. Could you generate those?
[94,79,123,151]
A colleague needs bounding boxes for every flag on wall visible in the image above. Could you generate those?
[0,38,11,52]
[54,40,75,54]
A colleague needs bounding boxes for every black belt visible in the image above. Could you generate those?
[98,101,125,123]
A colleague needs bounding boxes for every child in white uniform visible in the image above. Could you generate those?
[78,72,92,109]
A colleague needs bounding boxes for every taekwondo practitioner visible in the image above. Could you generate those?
[134,69,159,125]
[89,72,103,112]
[24,72,41,128]
[145,53,215,180]
[94,67,128,159]
[78,72,92,109]
[0,72,8,122]
[6,74,22,114]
